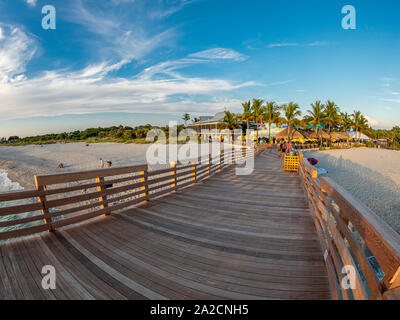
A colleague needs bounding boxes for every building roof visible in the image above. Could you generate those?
[276,128,305,139]
[190,112,225,126]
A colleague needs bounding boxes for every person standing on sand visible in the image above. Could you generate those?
[100,158,104,168]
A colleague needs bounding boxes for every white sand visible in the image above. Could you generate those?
[0,142,215,189]
[0,143,152,188]
[307,148,400,234]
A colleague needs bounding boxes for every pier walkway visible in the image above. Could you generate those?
[0,149,330,300]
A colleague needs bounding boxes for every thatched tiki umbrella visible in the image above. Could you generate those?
[331,131,352,145]
[276,128,305,141]
[307,129,330,140]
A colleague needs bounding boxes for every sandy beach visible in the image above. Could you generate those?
[0,142,218,189]
[307,148,400,234]
[0,143,152,188]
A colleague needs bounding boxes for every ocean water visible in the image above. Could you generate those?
[0,170,39,234]
[0,169,24,193]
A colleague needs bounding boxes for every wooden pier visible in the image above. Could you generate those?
[0,146,399,300]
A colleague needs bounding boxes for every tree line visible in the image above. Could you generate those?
[183,99,400,148]
[0,124,185,146]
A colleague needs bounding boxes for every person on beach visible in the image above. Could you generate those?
[286,141,290,155]
[278,140,283,157]
[100,158,104,168]
[281,140,287,157]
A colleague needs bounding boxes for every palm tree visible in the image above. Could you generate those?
[264,101,280,140]
[340,112,352,132]
[282,102,302,142]
[239,100,253,134]
[351,110,368,141]
[218,110,241,143]
[304,101,325,142]
[251,98,265,139]
[324,100,340,134]
[182,113,190,126]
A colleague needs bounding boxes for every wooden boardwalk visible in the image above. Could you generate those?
[0,149,330,300]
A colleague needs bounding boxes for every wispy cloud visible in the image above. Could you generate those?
[0,26,254,120]
[0,24,37,83]
[264,80,294,87]
[189,48,248,61]
[268,41,329,48]
[25,0,37,7]
[64,0,180,61]
[381,98,400,103]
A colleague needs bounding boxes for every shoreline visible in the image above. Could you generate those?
[0,142,218,190]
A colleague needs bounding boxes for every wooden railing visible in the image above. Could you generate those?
[0,145,261,242]
[299,154,400,300]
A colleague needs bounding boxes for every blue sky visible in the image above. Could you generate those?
[0,0,400,137]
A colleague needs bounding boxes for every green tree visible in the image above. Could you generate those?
[339,112,352,132]
[324,100,340,134]
[264,101,280,140]
[351,110,368,141]
[282,102,302,142]
[182,113,190,126]
[218,110,241,143]
[304,101,325,142]
[251,98,265,139]
[239,100,253,133]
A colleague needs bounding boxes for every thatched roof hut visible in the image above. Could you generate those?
[276,128,305,140]
[330,132,352,140]
[307,129,330,139]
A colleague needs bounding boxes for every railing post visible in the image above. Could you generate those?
[96,176,109,215]
[170,162,177,191]
[232,146,235,164]
[192,162,197,183]
[208,154,211,176]
[141,167,149,202]
[34,177,54,232]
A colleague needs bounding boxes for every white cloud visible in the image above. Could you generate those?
[365,116,379,127]
[64,0,180,61]
[26,0,37,7]
[0,50,255,120]
[0,4,255,121]
[268,41,329,48]
[381,98,400,103]
[0,24,37,83]
[189,48,248,61]
[268,43,299,48]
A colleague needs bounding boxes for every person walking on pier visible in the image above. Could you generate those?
[278,140,286,157]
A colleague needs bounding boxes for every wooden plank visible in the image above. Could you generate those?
[0,224,49,241]
[0,189,40,202]
[35,165,147,186]
[0,202,42,217]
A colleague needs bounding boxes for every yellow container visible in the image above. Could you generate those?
[284,155,299,172]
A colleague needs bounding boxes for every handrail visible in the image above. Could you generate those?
[0,144,264,241]
[298,154,400,300]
